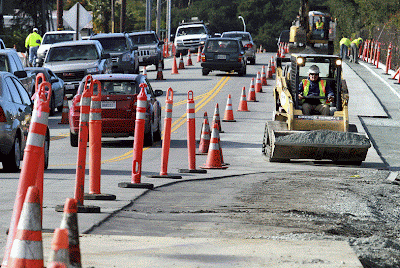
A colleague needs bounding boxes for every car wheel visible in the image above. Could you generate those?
[44,130,50,170]
[249,58,256,65]
[50,94,56,116]
[238,66,246,76]
[202,68,210,76]
[70,131,79,147]
[3,136,21,172]
[143,130,153,147]
[153,120,162,142]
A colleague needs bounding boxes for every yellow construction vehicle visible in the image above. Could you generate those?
[262,54,371,164]
[289,0,336,54]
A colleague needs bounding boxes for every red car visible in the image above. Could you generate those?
[69,74,162,147]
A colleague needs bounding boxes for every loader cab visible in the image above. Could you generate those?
[289,54,343,113]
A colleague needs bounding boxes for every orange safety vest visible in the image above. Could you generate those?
[302,79,326,104]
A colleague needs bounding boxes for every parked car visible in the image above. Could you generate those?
[128,31,164,69]
[221,31,256,64]
[36,30,81,66]
[90,33,140,74]
[25,67,65,115]
[69,74,162,147]
[0,49,35,95]
[201,38,247,76]
[0,71,49,171]
[43,40,112,95]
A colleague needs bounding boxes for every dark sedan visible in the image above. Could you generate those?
[25,67,65,115]
[0,71,50,171]
[201,38,247,76]
[69,74,162,147]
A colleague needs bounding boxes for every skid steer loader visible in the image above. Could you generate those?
[262,54,371,164]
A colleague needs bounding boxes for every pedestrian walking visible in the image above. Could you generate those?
[25,27,42,67]
[339,37,351,59]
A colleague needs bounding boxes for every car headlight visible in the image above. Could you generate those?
[87,67,100,73]
[176,40,183,45]
[122,53,132,61]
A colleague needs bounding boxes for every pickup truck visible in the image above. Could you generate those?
[0,49,35,95]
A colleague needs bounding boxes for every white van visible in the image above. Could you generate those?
[36,30,81,66]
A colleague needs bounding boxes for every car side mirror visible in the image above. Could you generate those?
[14,70,27,78]
[154,89,163,97]
[50,77,58,83]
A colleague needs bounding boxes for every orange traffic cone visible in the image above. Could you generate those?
[187,50,193,66]
[142,66,147,76]
[212,103,223,133]
[267,62,273,79]
[222,94,236,122]
[261,65,268,86]
[8,186,43,268]
[178,53,185,69]
[255,72,263,93]
[59,96,69,124]
[156,60,165,80]
[197,46,202,62]
[247,78,257,102]
[271,56,276,73]
[197,117,211,155]
[48,228,70,266]
[171,55,179,74]
[200,123,228,169]
[237,86,249,112]
[59,198,81,268]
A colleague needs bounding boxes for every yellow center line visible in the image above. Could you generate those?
[51,76,230,166]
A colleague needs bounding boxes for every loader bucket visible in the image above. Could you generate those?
[266,129,371,164]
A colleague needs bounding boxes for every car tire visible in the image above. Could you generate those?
[70,131,79,147]
[153,120,162,142]
[44,129,50,170]
[249,58,256,65]
[50,94,56,116]
[143,130,153,147]
[238,66,246,76]
[3,136,21,172]
[202,68,210,76]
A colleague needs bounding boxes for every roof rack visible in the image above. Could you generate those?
[179,20,205,26]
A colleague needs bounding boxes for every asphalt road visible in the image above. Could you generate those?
[1,53,400,267]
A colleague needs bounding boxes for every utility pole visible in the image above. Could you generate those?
[156,0,161,38]
[111,0,115,33]
[57,0,63,30]
[145,0,152,31]
[120,0,126,33]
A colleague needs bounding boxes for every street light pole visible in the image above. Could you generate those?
[238,16,246,32]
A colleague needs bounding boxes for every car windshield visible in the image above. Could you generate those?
[42,33,74,45]
[0,55,10,72]
[222,33,251,41]
[130,34,158,45]
[177,26,206,36]
[46,45,99,62]
[205,40,239,53]
[95,37,129,53]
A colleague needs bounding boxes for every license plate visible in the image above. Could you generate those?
[101,101,116,109]
[217,54,227,60]
[65,84,75,90]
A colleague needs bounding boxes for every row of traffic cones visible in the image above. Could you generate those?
[6,185,82,267]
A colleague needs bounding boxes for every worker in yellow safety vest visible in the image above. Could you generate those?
[316,19,324,30]
[350,37,363,64]
[25,28,42,67]
[298,65,334,115]
[339,37,351,59]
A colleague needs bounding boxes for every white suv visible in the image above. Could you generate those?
[174,20,210,56]
[37,30,81,66]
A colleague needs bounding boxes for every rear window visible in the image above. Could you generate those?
[205,40,239,53]
[42,33,74,45]
[222,33,251,41]
[79,80,139,95]
[46,45,99,62]
[94,37,129,53]
[130,34,158,45]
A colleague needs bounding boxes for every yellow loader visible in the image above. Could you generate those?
[262,54,371,164]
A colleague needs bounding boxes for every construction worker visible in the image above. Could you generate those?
[350,37,363,63]
[339,37,351,59]
[25,27,42,67]
[298,65,334,116]
[316,18,324,30]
